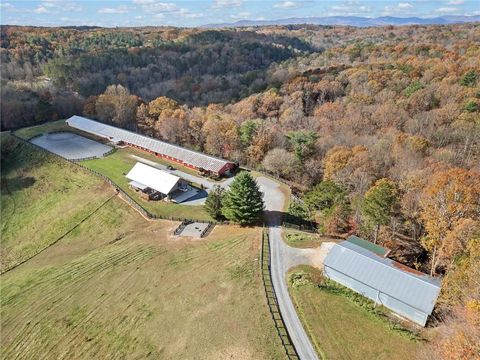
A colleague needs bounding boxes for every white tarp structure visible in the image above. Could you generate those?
[126,162,180,195]
[66,115,234,174]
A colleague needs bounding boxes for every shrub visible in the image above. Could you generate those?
[404,80,424,97]
[460,70,477,87]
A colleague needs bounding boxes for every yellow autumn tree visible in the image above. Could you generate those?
[420,168,480,275]
[323,146,353,181]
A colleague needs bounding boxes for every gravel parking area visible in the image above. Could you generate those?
[30,132,112,160]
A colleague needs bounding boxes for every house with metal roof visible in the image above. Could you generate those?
[66,115,236,176]
[323,236,441,326]
[126,162,181,196]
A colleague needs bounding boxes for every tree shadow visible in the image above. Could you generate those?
[263,210,317,231]
[1,176,36,193]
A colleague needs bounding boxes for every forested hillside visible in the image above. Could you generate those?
[1,23,479,357]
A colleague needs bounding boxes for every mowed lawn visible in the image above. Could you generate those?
[283,229,338,248]
[81,147,214,221]
[0,134,114,273]
[0,137,284,359]
[288,266,423,360]
[13,119,71,139]
[1,196,284,359]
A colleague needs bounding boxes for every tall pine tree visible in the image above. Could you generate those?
[221,172,264,225]
[205,185,225,220]
[362,178,398,244]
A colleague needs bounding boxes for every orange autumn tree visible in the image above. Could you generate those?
[430,238,480,360]
[419,168,480,275]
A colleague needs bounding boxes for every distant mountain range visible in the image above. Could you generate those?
[203,15,480,28]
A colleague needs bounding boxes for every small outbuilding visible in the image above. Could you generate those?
[323,236,441,326]
[126,162,183,200]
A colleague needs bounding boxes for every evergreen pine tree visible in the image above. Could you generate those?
[221,172,264,225]
[362,178,398,244]
[204,185,225,220]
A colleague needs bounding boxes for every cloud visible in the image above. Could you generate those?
[230,11,252,19]
[398,3,414,10]
[0,2,14,9]
[133,1,178,13]
[212,0,243,9]
[34,6,49,14]
[383,2,415,15]
[435,6,460,13]
[178,8,204,18]
[131,1,202,19]
[447,0,464,4]
[274,1,299,9]
[98,5,131,14]
[33,0,82,13]
[328,1,371,16]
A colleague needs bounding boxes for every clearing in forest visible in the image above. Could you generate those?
[0,136,284,359]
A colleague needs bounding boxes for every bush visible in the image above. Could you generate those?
[460,70,477,87]
[403,80,424,97]
[289,270,312,288]
[464,100,478,113]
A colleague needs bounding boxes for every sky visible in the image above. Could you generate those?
[0,0,479,27]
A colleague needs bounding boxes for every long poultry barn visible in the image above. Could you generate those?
[66,115,236,176]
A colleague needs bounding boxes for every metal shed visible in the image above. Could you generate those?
[323,238,441,326]
[66,115,236,175]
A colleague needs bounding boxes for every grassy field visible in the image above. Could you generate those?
[283,229,337,248]
[0,138,285,359]
[0,134,114,273]
[13,120,107,143]
[13,120,71,139]
[288,266,423,360]
[81,147,214,221]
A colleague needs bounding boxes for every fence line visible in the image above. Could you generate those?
[173,220,192,235]
[200,223,214,238]
[261,229,300,360]
[282,221,317,233]
[10,133,229,225]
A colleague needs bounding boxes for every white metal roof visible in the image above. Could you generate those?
[66,115,233,173]
[324,239,441,315]
[129,180,148,190]
[126,162,180,195]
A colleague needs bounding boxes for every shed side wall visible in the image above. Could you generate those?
[324,266,428,326]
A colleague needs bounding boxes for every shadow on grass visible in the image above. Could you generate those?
[263,210,317,231]
[1,176,36,193]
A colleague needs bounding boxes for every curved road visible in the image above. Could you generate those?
[257,177,320,360]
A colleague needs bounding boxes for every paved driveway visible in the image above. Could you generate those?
[257,177,320,360]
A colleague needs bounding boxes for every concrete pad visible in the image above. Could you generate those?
[179,222,210,238]
[31,132,112,160]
